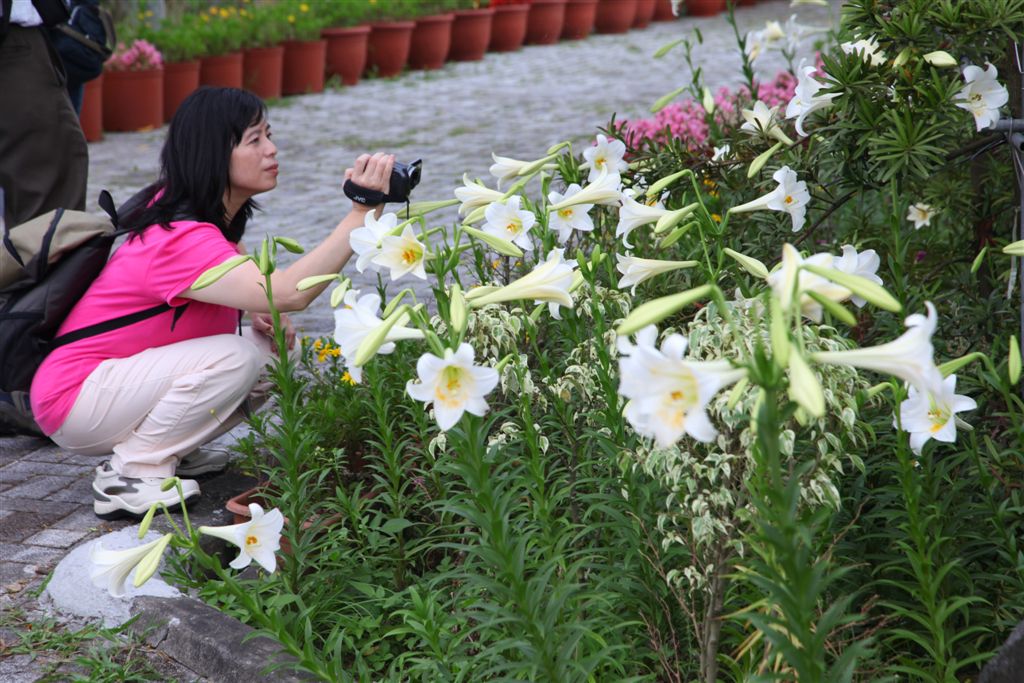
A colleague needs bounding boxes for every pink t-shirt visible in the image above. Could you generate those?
[30,221,242,434]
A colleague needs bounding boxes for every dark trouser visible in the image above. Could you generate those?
[0,25,88,227]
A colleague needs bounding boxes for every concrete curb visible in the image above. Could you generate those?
[130,595,316,683]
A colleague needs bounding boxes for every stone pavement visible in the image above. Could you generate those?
[1,2,837,679]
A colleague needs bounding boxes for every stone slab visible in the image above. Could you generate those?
[23,527,91,549]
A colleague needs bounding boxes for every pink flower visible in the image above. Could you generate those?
[106,39,163,72]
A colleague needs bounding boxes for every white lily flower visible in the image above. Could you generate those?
[954,63,1009,131]
[549,168,622,213]
[745,19,786,62]
[454,173,505,216]
[712,144,731,162]
[616,254,698,294]
[740,101,794,146]
[372,225,428,281]
[89,533,173,598]
[813,302,944,395]
[616,192,669,248]
[785,61,838,137]
[483,195,537,252]
[333,290,425,382]
[547,184,595,244]
[833,245,882,308]
[840,35,886,67]
[729,166,810,232]
[896,374,977,455]
[768,243,850,321]
[349,211,397,274]
[617,325,744,446]
[467,247,577,315]
[906,203,936,230]
[198,504,284,573]
[580,134,628,183]
[489,153,532,189]
[406,343,499,431]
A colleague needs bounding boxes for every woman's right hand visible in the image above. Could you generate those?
[344,152,395,200]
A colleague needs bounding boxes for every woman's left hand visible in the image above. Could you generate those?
[251,312,296,351]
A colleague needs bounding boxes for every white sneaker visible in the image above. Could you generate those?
[175,449,231,477]
[92,461,200,519]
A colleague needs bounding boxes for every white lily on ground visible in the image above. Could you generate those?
[548,168,622,212]
[740,101,795,146]
[489,153,533,188]
[580,133,628,183]
[785,61,838,137]
[616,191,669,248]
[954,63,1009,131]
[333,290,425,382]
[547,184,595,244]
[767,243,851,321]
[813,302,944,395]
[840,35,886,66]
[198,503,284,573]
[406,343,499,431]
[616,254,698,294]
[833,245,882,307]
[89,533,173,598]
[483,195,537,251]
[349,211,397,273]
[896,374,977,455]
[372,225,428,281]
[617,325,745,446]
[906,203,936,230]
[729,165,810,232]
[454,173,505,216]
[467,247,577,317]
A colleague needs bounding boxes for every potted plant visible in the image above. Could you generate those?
[320,0,372,86]
[448,0,495,62]
[240,2,286,100]
[652,0,677,21]
[593,0,638,33]
[408,1,456,71]
[194,7,245,88]
[363,0,416,78]
[525,0,567,45]
[684,0,726,16]
[276,0,328,95]
[143,20,205,121]
[80,73,103,141]
[103,38,164,131]
[561,0,597,39]
[632,0,657,27]
[488,0,529,52]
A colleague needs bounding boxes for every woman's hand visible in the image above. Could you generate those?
[344,152,395,198]
[251,311,295,351]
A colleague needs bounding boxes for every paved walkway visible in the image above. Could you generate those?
[1,2,836,679]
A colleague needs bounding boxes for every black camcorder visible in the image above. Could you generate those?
[343,158,422,206]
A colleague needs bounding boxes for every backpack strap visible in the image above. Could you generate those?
[49,302,188,350]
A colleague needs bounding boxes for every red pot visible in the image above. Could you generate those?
[489,4,529,52]
[366,21,414,78]
[163,60,199,122]
[561,0,598,39]
[737,0,756,5]
[322,25,370,86]
[281,39,326,95]
[243,45,283,100]
[525,0,566,45]
[80,74,102,142]
[652,0,676,20]
[594,0,638,34]
[632,0,657,27]
[409,14,454,70]
[199,52,243,88]
[448,8,494,62]
[103,68,164,132]
[684,0,726,15]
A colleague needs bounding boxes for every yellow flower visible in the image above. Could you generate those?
[137,12,144,19]
[240,8,248,16]
[145,9,153,16]
[219,8,229,18]
[288,14,295,23]
[341,371,356,385]
[711,213,722,222]
[209,6,218,14]
[491,259,501,270]
[300,2,309,11]
[201,15,209,22]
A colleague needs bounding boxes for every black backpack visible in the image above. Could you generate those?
[0,191,179,435]
[49,0,115,84]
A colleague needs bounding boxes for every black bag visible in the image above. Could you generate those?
[0,191,179,435]
[49,0,114,83]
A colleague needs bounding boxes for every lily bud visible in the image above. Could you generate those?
[463,226,524,257]
[273,236,304,254]
[132,534,173,588]
[257,239,274,275]
[646,169,692,199]
[191,254,251,290]
[723,248,770,279]
[354,304,411,367]
[891,47,911,69]
[160,477,180,492]
[658,222,695,248]
[399,198,459,219]
[654,202,699,234]
[726,376,749,409]
[1003,240,1024,256]
[970,246,988,274]
[747,141,784,178]
[329,280,350,308]
[138,505,158,539]
[702,86,715,114]
[770,296,790,368]
[1010,336,1021,385]
[788,352,825,418]
[383,288,415,318]
[801,263,902,313]
[923,50,957,68]
[448,285,468,336]
[616,284,713,336]
[651,85,688,113]
[297,273,341,291]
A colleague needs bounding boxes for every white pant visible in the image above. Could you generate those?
[50,329,273,478]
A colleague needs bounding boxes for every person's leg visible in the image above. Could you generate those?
[67,80,84,114]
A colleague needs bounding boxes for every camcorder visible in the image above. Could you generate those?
[343,159,422,206]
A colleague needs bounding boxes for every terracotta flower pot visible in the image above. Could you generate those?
[322,25,370,86]
[594,0,638,34]
[199,51,243,88]
[281,39,326,96]
[525,0,567,45]
[163,59,199,122]
[408,14,454,70]
[652,0,677,21]
[561,0,598,39]
[448,8,494,62]
[488,4,529,52]
[80,74,102,142]
[243,45,283,100]
[366,21,414,78]
[632,0,657,27]
[103,68,164,132]
[684,0,726,16]
[737,0,756,5]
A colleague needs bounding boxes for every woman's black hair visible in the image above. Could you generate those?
[120,87,267,243]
